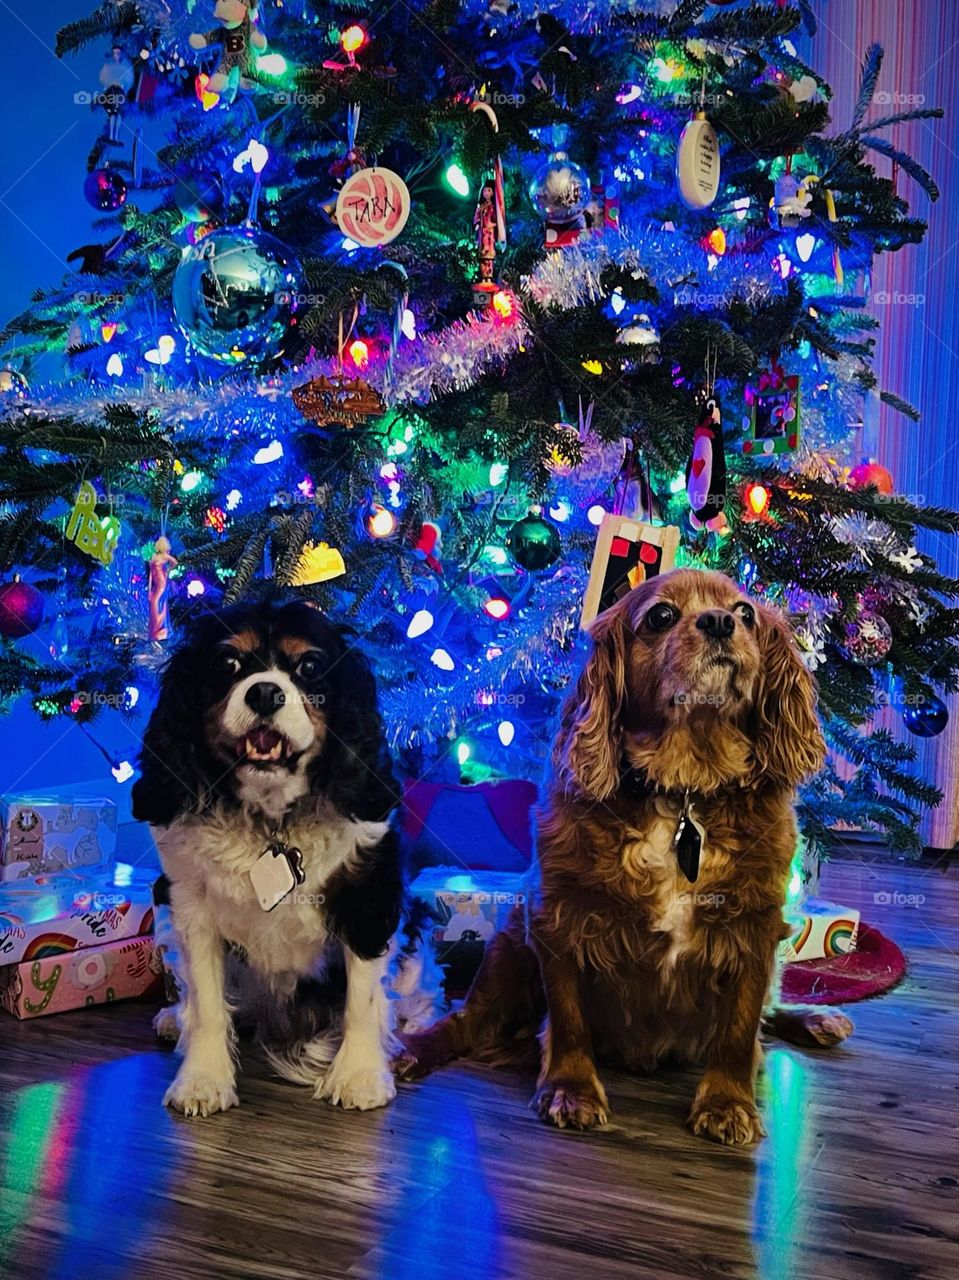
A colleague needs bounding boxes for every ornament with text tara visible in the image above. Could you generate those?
[335,168,411,247]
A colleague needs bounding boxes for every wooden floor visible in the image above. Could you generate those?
[1,857,957,1280]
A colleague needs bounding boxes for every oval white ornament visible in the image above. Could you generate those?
[676,112,720,210]
[335,167,411,247]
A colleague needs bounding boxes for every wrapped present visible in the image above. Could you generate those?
[782,897,860,963]
[0,869,155,966]
[0,934,162,1019]
[410,866,530,993]
[402,778,537,873]
[0,793,118,883]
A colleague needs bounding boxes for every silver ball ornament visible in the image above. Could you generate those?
[172,225,302,365]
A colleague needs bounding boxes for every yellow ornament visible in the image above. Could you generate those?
[289,541,346,586]
[65,481,120,566]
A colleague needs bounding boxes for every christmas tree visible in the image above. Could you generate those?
[1,0,956,856]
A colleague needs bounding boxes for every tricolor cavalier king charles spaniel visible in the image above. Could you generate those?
[132,601,408,1117]
[401,570,851,1144]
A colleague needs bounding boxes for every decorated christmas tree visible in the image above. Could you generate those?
[1,0,956,856]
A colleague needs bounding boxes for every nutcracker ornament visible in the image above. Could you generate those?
[147,536,178,643]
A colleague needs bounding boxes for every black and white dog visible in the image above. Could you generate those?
[132,600,424,1117]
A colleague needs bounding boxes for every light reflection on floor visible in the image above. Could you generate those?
[0,1054,175,1280]
[753,1048,811,1280]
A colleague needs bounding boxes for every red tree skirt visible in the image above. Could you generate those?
[781,922,907,1005]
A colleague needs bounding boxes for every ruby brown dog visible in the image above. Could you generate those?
[401,569,851,1144]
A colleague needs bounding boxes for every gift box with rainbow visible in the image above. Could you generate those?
[0,870,155,967]
[782,897,861,963]
[0,934,162,1019]
[0,793,118,883]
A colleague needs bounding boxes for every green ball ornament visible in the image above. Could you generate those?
[506,510,562,572]
[172,225,302,366]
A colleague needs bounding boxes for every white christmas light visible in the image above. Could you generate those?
[431,648,454,671]
[253,440,283,464]
[497,721,515,746]
[111,760,134,783]
[407,609,434,638]
[795,232,817,263]
[587,504,606,525]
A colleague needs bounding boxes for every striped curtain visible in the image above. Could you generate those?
[804,0,959,847]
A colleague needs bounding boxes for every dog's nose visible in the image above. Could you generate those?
[696,609,735,640]
[244,681,286,717]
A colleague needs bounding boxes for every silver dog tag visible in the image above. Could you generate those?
[250,845,300,912]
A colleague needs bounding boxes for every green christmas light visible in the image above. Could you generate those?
[445,163,470,198]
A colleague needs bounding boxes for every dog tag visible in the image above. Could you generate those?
[674,809,705,883]
[250,845,302,912]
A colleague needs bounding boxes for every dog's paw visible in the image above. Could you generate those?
[532,1078,609,1131]
[153,1006,181,1043]
[689,1094,766,1146]
[164,1068,238,1118]
[797,1011,854,1047]
[316,1053,397,1111]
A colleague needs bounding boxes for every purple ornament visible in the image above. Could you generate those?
[0,578,44,638]
[83,168,127,213]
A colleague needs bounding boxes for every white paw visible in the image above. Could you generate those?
[164,1068,238,1118]
[153,1006,181,1042]
[316,1053,396,1111]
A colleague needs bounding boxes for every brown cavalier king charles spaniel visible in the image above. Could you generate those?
[401,569,852,1144]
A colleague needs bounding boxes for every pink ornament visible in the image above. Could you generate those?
[148,536,178,643]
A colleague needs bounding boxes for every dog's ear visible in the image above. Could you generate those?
[749,605,826,789]
[314,637,398,822]
[554,605,631,801]
[131,628,213,825]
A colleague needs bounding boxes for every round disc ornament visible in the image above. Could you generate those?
[335,167,411,247]
[676,112,720,210]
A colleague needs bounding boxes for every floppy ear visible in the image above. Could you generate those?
[749,605,826,789]
[554,606,630,801]
[131,633,214,826]
[315,639,399,822]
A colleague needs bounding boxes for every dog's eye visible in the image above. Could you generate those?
[646,603,680,632]
[734,602,756,629]
[216,651,243,677]
[296,651,327,683]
